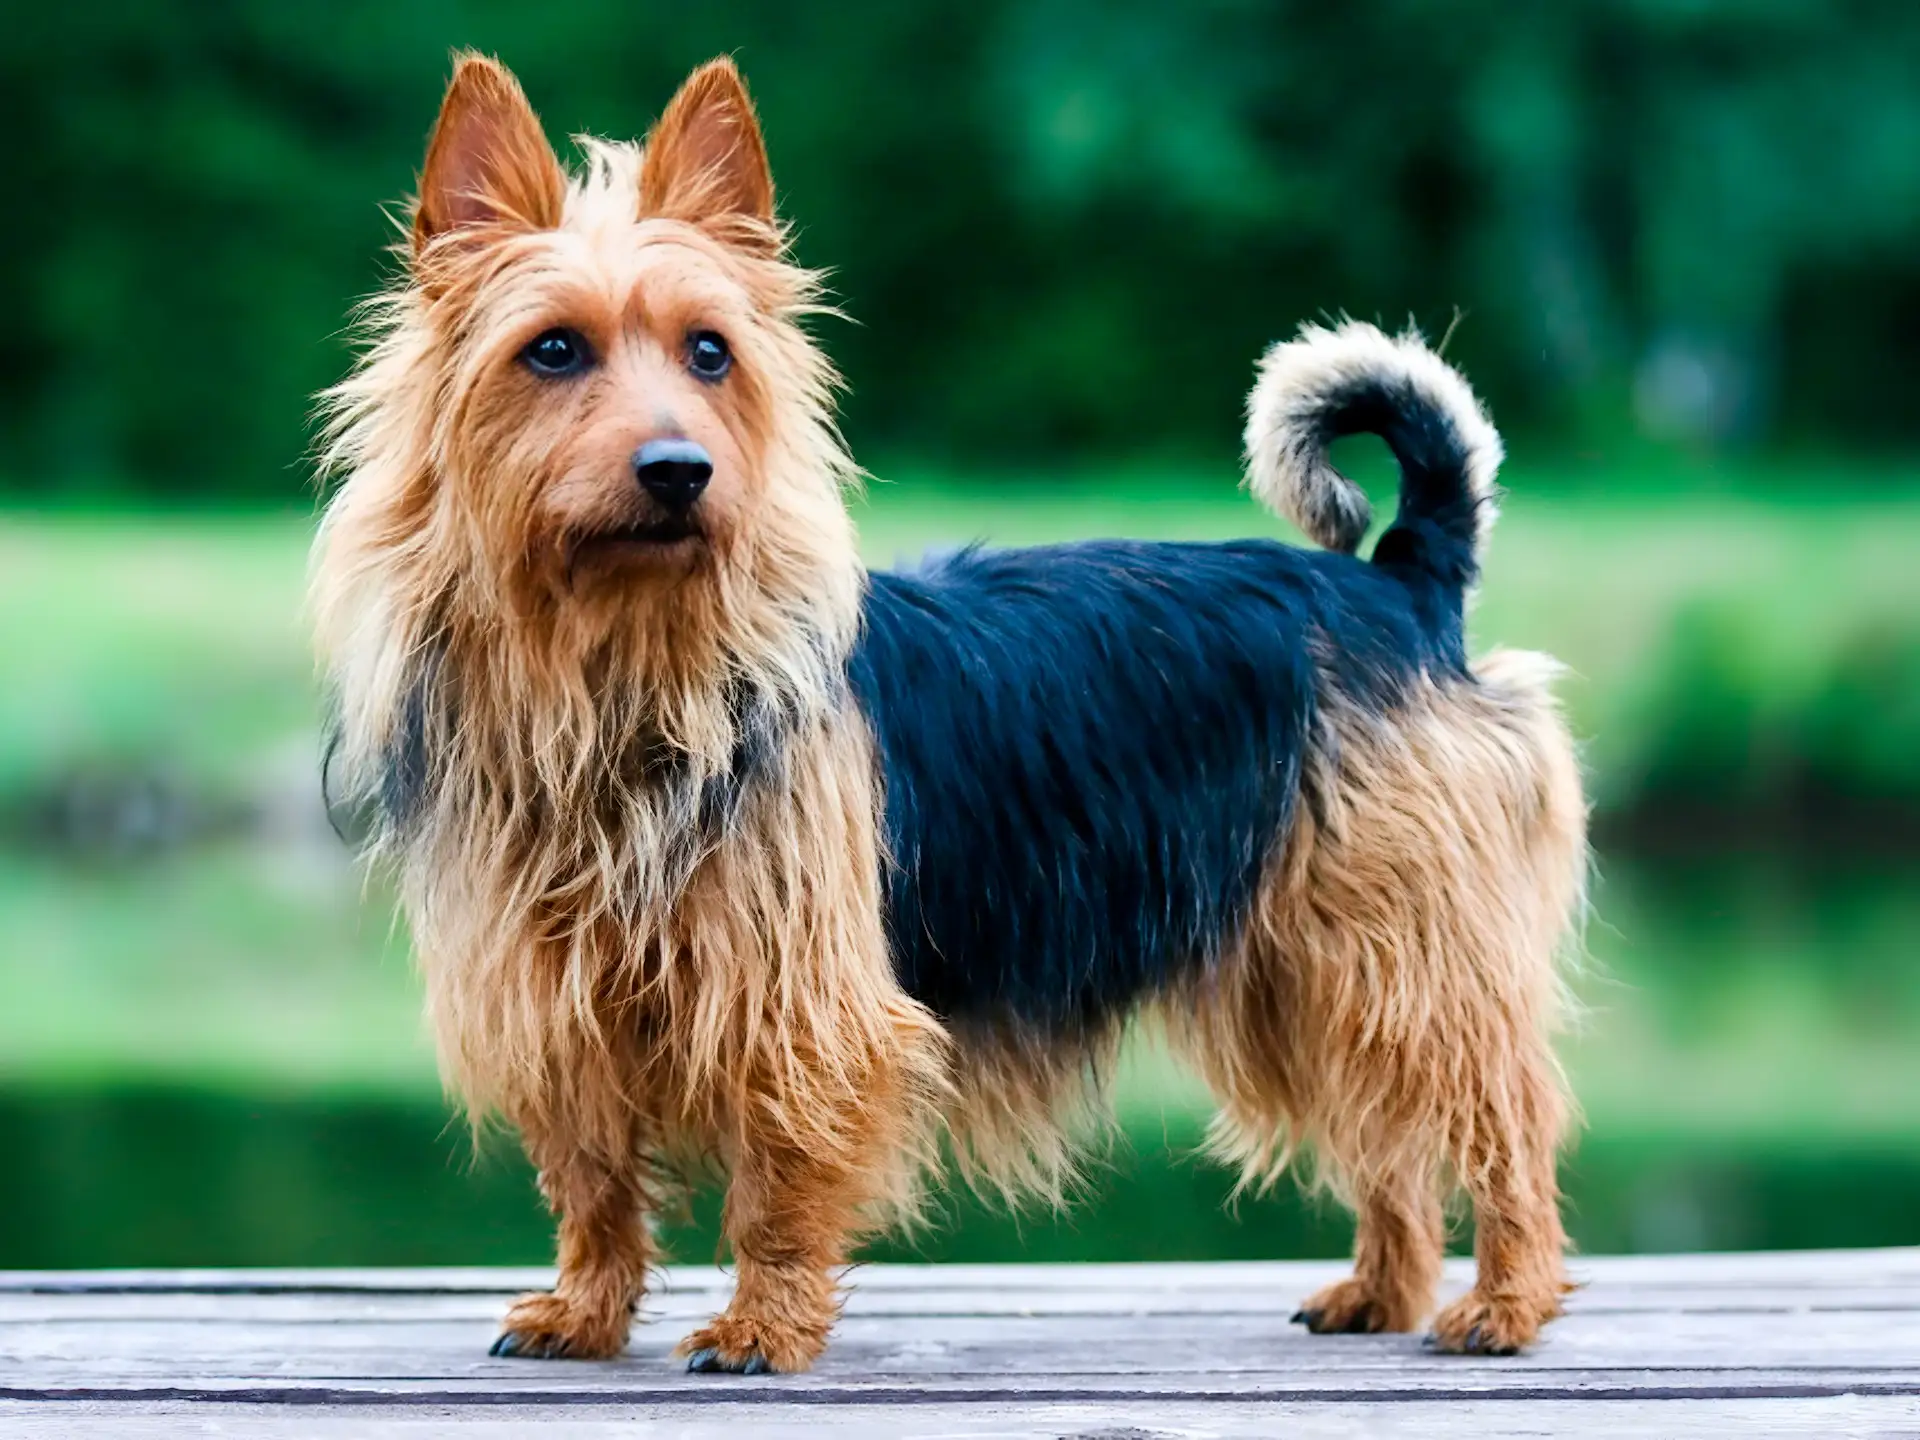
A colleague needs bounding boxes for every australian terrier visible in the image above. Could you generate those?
[313,54,1588,1374]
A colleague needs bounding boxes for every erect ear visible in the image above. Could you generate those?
[413,53,565,253]
[640,58,776,246]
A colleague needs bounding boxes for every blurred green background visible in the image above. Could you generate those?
[4,1,1920,1270]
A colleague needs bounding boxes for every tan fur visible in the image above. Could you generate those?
[1166,649,1587,1349]
[315,55,946,1371]
[943,1020,1125,1208]
[313,53,1589,1373]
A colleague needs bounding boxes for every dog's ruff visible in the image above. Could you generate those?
[313,54,1589,1374]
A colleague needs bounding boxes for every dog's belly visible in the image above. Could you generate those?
[845,538,1463,1035]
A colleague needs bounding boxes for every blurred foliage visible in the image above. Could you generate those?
[1628,604,1920,825]
[7,0,1920,500]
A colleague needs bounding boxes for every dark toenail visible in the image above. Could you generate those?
[1465,1325,1483,1352]
[489,1332,520,1358]
[742,1354,771,1375]
[1290,1309,1308,1324]
[686,1347,719,1373]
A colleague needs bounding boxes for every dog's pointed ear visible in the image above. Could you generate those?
[640,58,777,249]
[413,53,564,254]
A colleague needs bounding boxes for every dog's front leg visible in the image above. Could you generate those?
[678,1119,876,1374]
[675,1067,913,1382]
[491,1112,652,1360]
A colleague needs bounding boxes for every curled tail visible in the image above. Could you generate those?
[1243,320,1502,588]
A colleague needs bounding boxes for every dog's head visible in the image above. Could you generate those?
[323,55,858,667]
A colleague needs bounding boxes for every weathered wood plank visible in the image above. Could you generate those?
[4,1253,1920,1434]
[10,1301,1920,1370]
[5,1396,1920,1439]
[3,1395,1917,1438]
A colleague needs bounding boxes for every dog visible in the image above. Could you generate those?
[312,53,1588,1374]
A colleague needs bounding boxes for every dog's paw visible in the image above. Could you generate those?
[489,1291,629,1361]
[682,1343,775,1376]
[677,1314,823,1375]
[1291,1276,1418,1335]
[1425,1290,1556,1356]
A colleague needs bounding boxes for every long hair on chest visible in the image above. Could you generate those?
[311,119,944,1180]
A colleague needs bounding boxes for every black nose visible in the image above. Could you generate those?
[632,438,712,509]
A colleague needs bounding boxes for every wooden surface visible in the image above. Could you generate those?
[5,1251,1920,1436]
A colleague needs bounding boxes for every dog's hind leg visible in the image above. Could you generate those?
[1294,1165,1445,1334]
[1192,656,1586,1351]
[1185,942,1452,1336]
[1173,935,1447,1336]
[1423,655,1586,1354]
[1426,1034,1571,1354]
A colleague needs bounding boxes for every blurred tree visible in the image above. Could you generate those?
[3,0,1919,500]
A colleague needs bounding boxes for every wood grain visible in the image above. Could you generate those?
[4,1252,1919,1436]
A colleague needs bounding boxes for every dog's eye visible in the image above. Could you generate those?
[686,331,732,382]
[522,328,592,378]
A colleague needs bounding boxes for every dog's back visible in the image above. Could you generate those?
[849,317,1517,1046]
[851,536,1464,1032]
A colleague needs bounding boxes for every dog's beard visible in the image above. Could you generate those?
[560,515,713,592]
